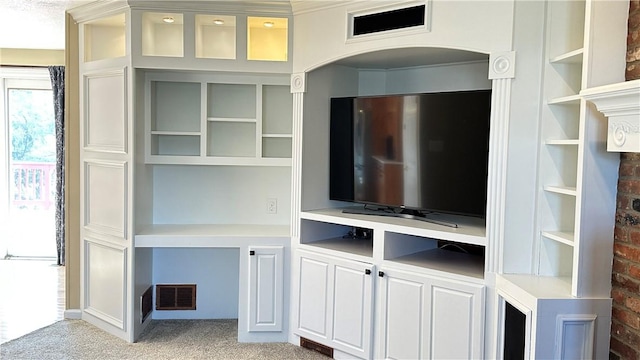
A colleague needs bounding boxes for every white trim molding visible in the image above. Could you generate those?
[554,314,597,359]
[582,79,640,152]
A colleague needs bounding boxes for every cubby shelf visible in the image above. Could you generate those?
[387,248,484,280]
[543,185,577,196]
[545,139,579,146]
[145,73,292,165]
[549,48,584,64]
[547,94,581,105]
[540,231,575,247]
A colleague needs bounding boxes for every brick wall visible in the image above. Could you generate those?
[610,2,640,359]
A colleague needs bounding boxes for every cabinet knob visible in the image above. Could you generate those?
[378,271,385,277]
[249,250,255,256]
[365,269,371,275]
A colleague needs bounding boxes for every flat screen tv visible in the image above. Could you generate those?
[329,89,491,222]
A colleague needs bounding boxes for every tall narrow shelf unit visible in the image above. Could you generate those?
[498,1,626,359]
[71,0,294,344]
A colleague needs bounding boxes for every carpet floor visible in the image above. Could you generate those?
[0,319,329,360]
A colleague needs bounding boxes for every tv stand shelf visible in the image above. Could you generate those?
[301,207,486,247]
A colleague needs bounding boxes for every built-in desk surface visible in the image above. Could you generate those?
[135,224,290,247]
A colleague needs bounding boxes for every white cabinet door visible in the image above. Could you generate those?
[377,267,430,360]
[377,267,485,360]
[295,250,375,359]
[248,246,284,332]
[425,275,485,360]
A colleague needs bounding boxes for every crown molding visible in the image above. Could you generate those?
[67,0,129,23]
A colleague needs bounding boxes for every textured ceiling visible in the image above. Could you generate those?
[0,0,89,49]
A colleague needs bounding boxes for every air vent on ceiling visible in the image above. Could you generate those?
[352,4,426,36]
[300,337,333,358]
[156,284,197,310]
[141,286,153,322]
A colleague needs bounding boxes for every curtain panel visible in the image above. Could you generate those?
[48,66,65,266]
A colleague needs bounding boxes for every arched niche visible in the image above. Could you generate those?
[290,46,513,276]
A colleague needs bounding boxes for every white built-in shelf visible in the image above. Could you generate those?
[550,48,584,64]
[135,224,290,247]
[146,155,291,166]
[389,248,485,280]
[497,274,574,301]
[208,117,257,123]
[545,139,579,146]
[543,185,577,196]
[541,231,575,247]
[548,94,581,105]
[146,73,292,165]
[151,130,200,136]
[301,208,486,247]
[300,237,373,259]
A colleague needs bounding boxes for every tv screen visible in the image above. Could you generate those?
[330,90,491,218]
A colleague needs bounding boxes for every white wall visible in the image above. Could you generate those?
[152,165,291,225]
[152,247,240,319]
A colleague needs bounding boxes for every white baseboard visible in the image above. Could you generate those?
[64,309,82,319]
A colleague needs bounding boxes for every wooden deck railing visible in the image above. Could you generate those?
[11,162,56,210]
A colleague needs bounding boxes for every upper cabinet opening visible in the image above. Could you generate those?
[142,12,184,57]
[196,14,237,60]
[247,16,288,62]
[83,13,126,62]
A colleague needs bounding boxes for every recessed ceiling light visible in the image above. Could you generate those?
[263,21,274,28]
[162,17,175,24]
[213,19,225,25]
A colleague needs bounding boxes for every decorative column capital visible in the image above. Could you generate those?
[489,51,516,80]
[291,73,306,93]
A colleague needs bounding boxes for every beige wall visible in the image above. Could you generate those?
[0,48,65,66]
[64,12,80,311]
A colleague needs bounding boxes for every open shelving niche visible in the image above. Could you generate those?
[145,71,293,166]
[299,208,486,282]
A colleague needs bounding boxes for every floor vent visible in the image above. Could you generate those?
[155,284,197,310]
[141,286,153,322]
[300,337,333,358]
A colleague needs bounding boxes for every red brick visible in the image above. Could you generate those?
[613,272,640,293]
[617,225,630,243]
[618,196,631,212]
[622,153,640,162]
[611,321,640,349]
[618,179,640,194]
[610,336,639,360]
[630,230,640,246]
[614,257,629,275]
[628,62,640,81]
[630,0,640,12]
[613,288,627,305]
[615,243,640,262]
[630,8,640,29]
[613,306,640,330]
[627,297,640,313]
[620,162,637,177]
[617,211,640,227]
[630,264,640,280]
[628,48,640,63]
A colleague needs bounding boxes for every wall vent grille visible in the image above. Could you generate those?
[141,286,153,322]
[300,337,333,358]
[352,5,426,36]
[155,284,197,310]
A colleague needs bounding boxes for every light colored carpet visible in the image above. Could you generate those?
[0,319,329,360]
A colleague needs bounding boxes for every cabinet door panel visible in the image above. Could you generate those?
[297,255,331,339]
[378,270,428,360]
[248,246,283,332]
[426,278,485,360]
[332,261,374,357]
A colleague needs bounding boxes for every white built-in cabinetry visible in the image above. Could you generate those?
[146,71,292,166]
[71,0,293,344]
[292,209,486,359]
[496,1,627,359]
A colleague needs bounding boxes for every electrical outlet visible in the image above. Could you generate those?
[267,198,277,214]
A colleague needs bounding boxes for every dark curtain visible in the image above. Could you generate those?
[48,66,65,266]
